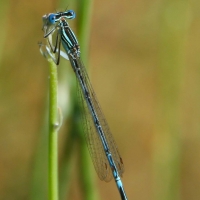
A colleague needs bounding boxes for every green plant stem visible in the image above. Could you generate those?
[76,1,99,200]
[59,118,76,200]
[48,60,59,200]
[77,0,93,65]
[153,1,189,200]
[30,108,48,200]
[54,1,98,199]
[0,1,9,63]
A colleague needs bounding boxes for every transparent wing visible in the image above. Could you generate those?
[73,57,124,182]
[39,40,125,181]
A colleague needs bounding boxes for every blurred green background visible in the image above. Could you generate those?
[0,0,200,199]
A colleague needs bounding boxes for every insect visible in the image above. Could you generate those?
[40,10,128,200]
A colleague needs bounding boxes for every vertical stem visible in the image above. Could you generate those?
[77,0,93,65]
[153,1,189,200]
[30,109,48,200]
[48,60,59,200]
[76,1,99,200]
[0,0,9,63]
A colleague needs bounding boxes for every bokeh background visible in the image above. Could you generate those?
[0,0,200,199]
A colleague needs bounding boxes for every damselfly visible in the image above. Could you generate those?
[40,9,128,200]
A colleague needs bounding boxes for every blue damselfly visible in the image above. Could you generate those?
[40,10,128,200]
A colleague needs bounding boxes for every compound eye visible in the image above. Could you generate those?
[48,14,56,24]
[65,10,76,19]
